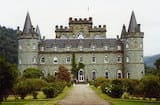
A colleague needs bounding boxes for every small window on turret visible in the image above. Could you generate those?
[140,42,143,48]
[126,57,129,62]
[140,56,143,63]
[126,43,129,48]
[32,57,36,64]
[19,58,22,64]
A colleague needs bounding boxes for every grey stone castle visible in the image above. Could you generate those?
[17,11,144,81]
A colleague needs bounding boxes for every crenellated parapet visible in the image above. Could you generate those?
[55,25,71,32]
[69,17,92,25]
[90,25,106,32]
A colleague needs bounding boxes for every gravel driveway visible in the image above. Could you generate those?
[56,84,110,105]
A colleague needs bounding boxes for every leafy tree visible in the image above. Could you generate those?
[71,53,78,79]
[0,57,17,103]
[57,65,71,82]
[154,57,160,69]
[0,26,17,64]
[23,68,43,78]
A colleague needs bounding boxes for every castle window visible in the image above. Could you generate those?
[32,43,36,50]
[53,57,58,64]
[79,56,83,62]
[117,70,122,78]
[40,57,45,64]
[126,57,129,62]
[117,45,121,50]
[126,43,129,48]
[127,72,130,79]
[66,46,70,51]
[105,70,109,78]
[92,70,96,80]
[92,56,96,63]
[32,57,36,64]
[117,56,122,63]
[19,45,22,50]
[19,58,22,64]
[91,45,96,51]
[104,46,108,50]
[94,35,101,39]
[54,71,58,76]
[140,42,143,48]
[104,56,109,63]
[54,46,57,51]
[66,56,71,64]
[140,56,143,63]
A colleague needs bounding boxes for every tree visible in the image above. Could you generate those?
[71,53,78,79]
[154,57,160,69]
[57,65,71,82]
[0,57,17,103]
[23,68,43,78]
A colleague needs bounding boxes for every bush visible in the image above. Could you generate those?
[42,86,55,98]
[95,77,109,88]
[23,68,43,78]
[101,82,112,94]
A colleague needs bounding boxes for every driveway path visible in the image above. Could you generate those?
[56,84,110,105]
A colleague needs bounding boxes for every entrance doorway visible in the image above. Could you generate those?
[78,69,84,82]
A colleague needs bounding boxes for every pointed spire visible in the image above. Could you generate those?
[128,11,137,33]
[23,12,32,34]
[36,25,41,35]
[121,24,126,38]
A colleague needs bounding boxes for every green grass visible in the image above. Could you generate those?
[90,85,160,105]
[2,86,72,105]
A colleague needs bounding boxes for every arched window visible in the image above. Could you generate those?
[127,72,130,79]
[32,57,36,64]
[53,57,58,64]
[105,70,109,78]
[54,46,57,51]
[79,56,83,62]
[104,56,109,63]
[117,70,122,78]
[117,56,122,63]
[19,58,22,64]
[126,57,129,62]
[54,71,58,76]
[40,57,45,64]
[92,70,96,80]
[126,43,129,48]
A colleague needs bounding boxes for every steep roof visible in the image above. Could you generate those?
[23,12,32,34]
[128,11,137,33]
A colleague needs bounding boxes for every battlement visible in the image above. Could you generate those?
[55,25,71,32]
[90,25,106,32]
[69,17,92,24]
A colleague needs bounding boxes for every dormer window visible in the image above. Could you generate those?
[77,32,84,39]
[53,57,58,64]
[117,45,121,50]
[79,46,83,51]
[104,46,108,50]
[91,45,96,51]
[66,46,70,51]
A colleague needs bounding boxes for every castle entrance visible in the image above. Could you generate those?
[78,69,84,82]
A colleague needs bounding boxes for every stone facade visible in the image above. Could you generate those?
[17,11,144,81]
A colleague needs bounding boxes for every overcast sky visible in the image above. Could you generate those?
[0,0,159,56]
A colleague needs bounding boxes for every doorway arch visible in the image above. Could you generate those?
[78,69,84,82]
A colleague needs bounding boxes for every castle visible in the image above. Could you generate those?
[17,11,144,81]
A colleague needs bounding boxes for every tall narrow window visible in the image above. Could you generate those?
[66,56,71,63]
[54,71,58,76]
[127,72,130,79]
[140,56,143,63]
[126,43,129,48]
[126,57,129,62]
[105,70,109,78]
[19,45,22,50]
[117,70,122,78]
[53,57,58,64]
[41,47,44,51]
[104,56,109,63]
[19,58,22,64]
[117,56,122,63]
[54,46,57,51]
[32,43,36,49]
[92,56,96,63]
[92,71,96,80]
[40,57,45,64]
[140,42,143,48]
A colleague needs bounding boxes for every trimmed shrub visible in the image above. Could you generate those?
[42,86,55,98]
[95,77,109,88]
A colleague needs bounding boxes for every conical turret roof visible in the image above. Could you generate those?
[128,11,137,33]
[36,25,41,35]
[121,24,126,38]
[23,12,32,34]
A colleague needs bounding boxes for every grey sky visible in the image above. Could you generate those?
[0,0,159,56]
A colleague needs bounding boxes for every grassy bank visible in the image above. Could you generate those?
[2,86,72,105]
[90,85,160,105]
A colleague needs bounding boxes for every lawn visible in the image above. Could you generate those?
[2,86,72,105]
[90,85,160,105]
